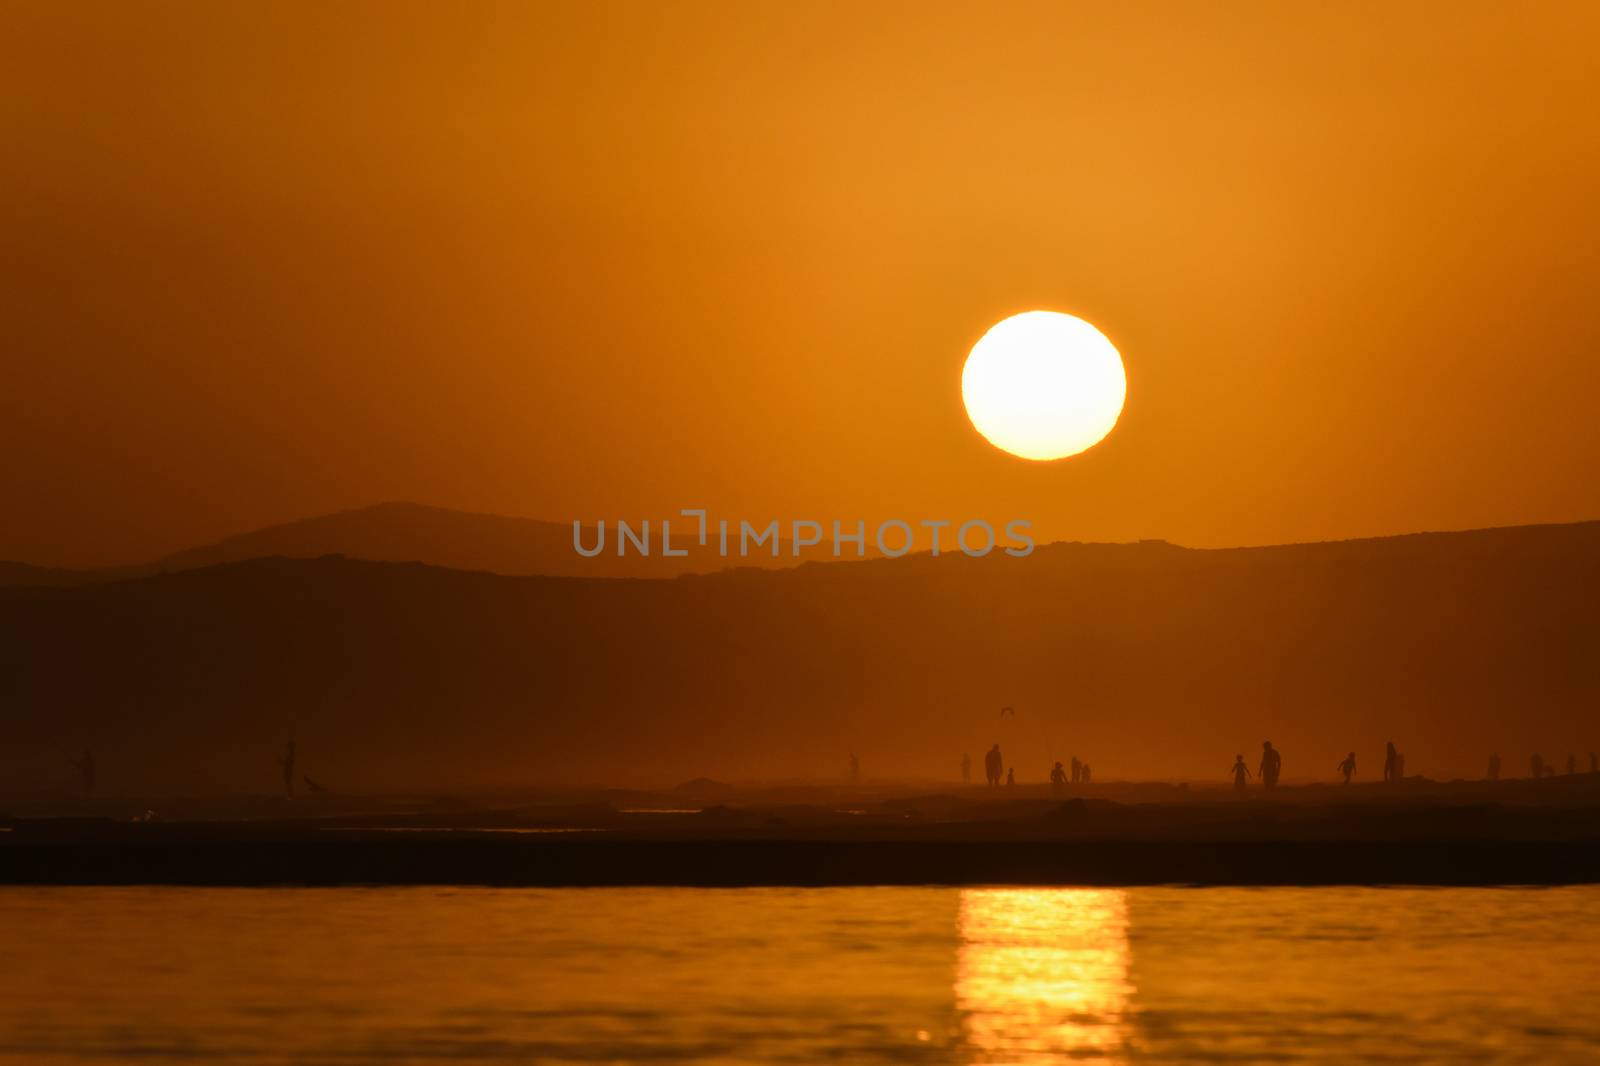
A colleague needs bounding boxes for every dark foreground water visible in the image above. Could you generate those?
[1,886,1596,1064]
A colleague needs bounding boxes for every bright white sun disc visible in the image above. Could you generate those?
[961,311,1126,461]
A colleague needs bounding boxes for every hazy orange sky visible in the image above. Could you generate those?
[4,1,1598,567]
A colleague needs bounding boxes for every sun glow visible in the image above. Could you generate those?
[962,311,1127,460]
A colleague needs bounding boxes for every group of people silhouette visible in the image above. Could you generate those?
[1230,740,1283,790]
[959,745,1092,790]
[1525,751,1598,779]
[1234,739,1419,789]
[951,739,1600,793]
[1047,758,1093,790]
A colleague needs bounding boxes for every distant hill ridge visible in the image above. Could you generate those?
[0,501,880,584]
[10,501,1596,588]
[0,561,103,589]
[154,501,699,579]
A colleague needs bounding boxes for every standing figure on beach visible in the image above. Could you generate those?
[1081,764,1091,784]
[279,741,297,798]
[1070,755,1082,784]
[1487,753,1501,781]
[1005,767,1015,788]
[847,752,859,785]
[1530,753,1545,779]
[961,752,972,785]
[985,744,1003,786]
[69,748,96,795]
[1230,755,1251,792]
[1050,761,1067,793]
[1384,741,1398,783]
[1259,741,1282,789]
[1337,752,1356,784]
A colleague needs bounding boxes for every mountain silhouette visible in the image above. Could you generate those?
[0,501,866,584]
[0,520,1595,791]
[0,562,104,588]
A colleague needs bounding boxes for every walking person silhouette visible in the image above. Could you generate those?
[1336,751,1356,784]
[1259,741,1282,789]
[1230,754,1252,792]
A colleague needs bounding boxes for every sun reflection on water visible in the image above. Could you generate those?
[956,888,1133,1063]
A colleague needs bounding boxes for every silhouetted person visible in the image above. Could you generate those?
[279,741,297,798]
[1487,753,1500,781]
[1005,767,1015,787]
[961,752,972,785]
[1384,741,1398,783]
[1259,741,1282,789]
[847,752,859,785]
[1081,764,1091,784]
[1568,754,1577,776]
[1230,755,1251,792]
[1050,761,1066,793]
[69,748,95,795]
[1070,755,1082,784]
[985,743,1003,786]
[1337,751,1356,784]
[1530,753,1545,780]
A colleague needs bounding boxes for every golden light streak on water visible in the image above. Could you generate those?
[956,888,1133,1062]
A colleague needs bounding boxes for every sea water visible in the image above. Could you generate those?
[0,885,1596,1063]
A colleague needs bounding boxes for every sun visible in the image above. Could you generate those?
[962,311,1127,461]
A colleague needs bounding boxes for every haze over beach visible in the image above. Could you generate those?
[5,1,1600,1063]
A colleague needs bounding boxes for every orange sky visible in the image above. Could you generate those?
[4,1,1598,567]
